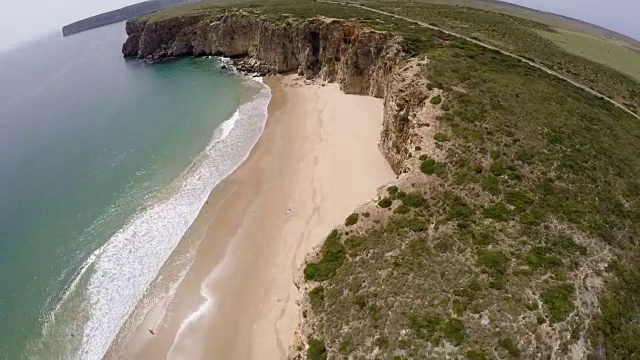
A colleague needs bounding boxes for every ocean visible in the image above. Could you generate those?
[0,22,270,359]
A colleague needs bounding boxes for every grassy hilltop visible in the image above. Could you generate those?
[357,0,640,116]
[140,0,640,358]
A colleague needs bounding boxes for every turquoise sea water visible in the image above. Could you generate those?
[0,23,269,359]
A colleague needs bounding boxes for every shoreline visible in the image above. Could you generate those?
[109,75,395,359]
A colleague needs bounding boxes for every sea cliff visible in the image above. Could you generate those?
[122,11,436,174]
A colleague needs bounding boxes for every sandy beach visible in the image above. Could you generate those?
[110,75,395,359]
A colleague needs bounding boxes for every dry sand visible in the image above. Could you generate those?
[112,75,395,359]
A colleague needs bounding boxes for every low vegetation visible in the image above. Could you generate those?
[433,132,448,142]
[361,0,640,115]
[272,0,639,357]
[377,197,393,208]
[303,230,345,281]
[309,286,325,312]
[144,0,640,358]
[306,338,327,360]
[429,94,442,105]
[344,213,359,226]
[537,28,640,82]
[541,283,576,323]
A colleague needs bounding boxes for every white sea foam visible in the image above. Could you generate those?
[64,76,272,360]
[218,112,238,141]
[165,237,235,360]
[165,74,270,360]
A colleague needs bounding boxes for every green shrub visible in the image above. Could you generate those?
[388,215,428,232]
[515,148,536,164]
[505,191,534,212]
[394,204,411,214]
[489,277,506,290]
[378,197,393,208]
[345,213,359,226]
[447,195,474,220]
[434,239,453,253]
[421,158,436,174]
[339,338,355,356]
[490,161,520,180]
[454,169,475,186]
[498,337,521,358]
[452,298,467,316]
[415,145,422,151]
[307,338,327,360]
[526,301,539,311]
[410,313,441,341]
[477,250,509,275]
[387,185,399,196]
[430,95,443,105]
[419,154,429,161]
[434,132,449,142]
[466,349,489,360]
[374,336,389,349]
[434,162,448,178]
[481,175,500,195]
[593,256,640,358]
[556,236,587,255]
[443,318,466,346]
[309,286,325,312]
[482,202,510,221]
[519,211,541,226]
[401,192,426,208]
[472,232,496,247]
[441,103,450,112]
[353,294,367,309]
[541,283,575,322]
[525,246,563,270]
[303,232,346,281]
[344,235,366,254]
[490,161,508,176]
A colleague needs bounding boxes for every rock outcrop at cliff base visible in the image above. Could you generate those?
[123,11,436,173]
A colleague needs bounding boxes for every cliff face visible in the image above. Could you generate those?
[123,11,434,173]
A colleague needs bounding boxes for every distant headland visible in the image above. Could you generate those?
[61,0,201,36]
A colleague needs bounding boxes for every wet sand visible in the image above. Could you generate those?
[111,75,395,359]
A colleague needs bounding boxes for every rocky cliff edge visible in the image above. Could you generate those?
[122,11,438,173]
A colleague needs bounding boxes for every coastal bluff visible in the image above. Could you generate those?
[120,4,640,359]
[122,11,436,174]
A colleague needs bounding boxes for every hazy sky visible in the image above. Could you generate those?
[0,0,638,52]
[507,0,639,40]
[0,0,140,52]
